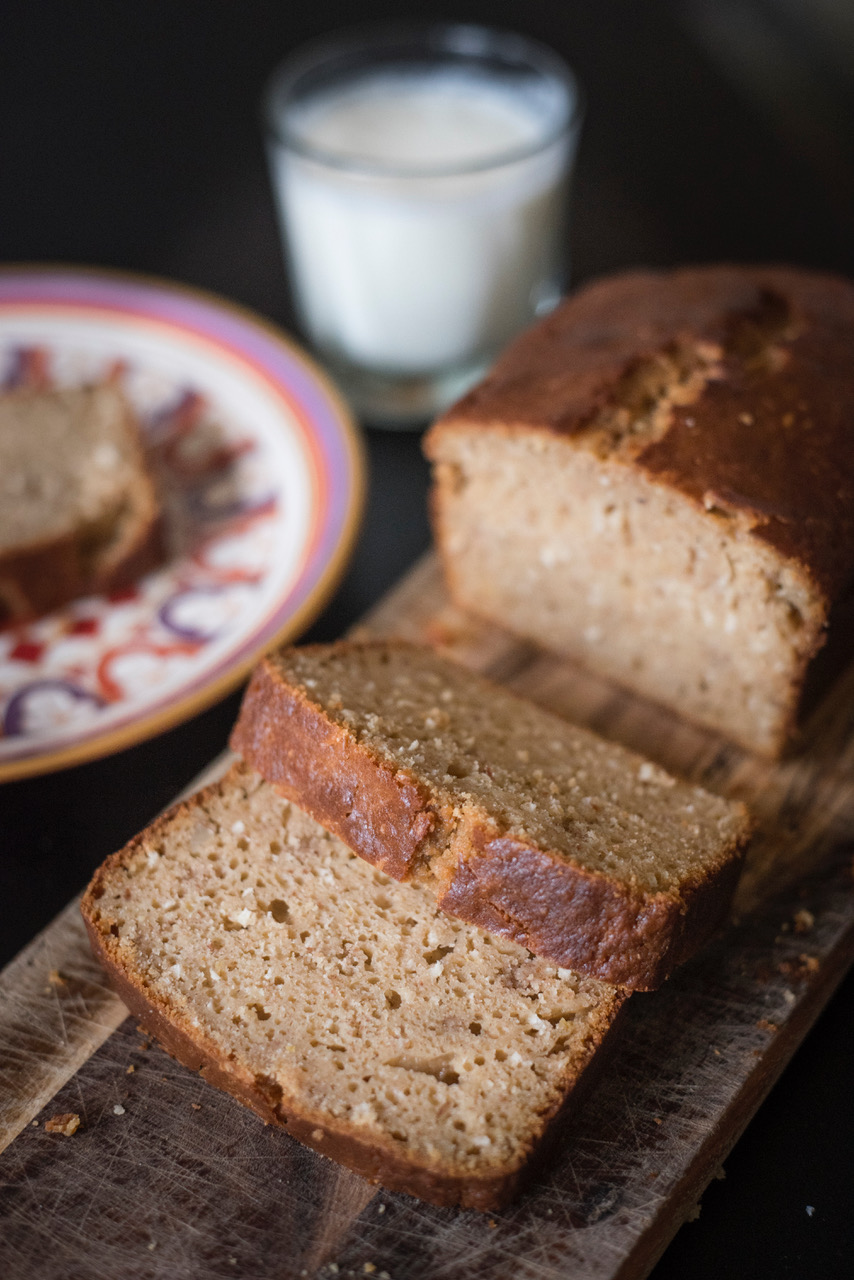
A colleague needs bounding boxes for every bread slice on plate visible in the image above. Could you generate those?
[231,641,751,990]
[81,762,626,1210]
[424,265,854,758]
[0,382,162,622]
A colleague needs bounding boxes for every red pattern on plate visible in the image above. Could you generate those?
[0,268,362,780]
[1,347,285,748]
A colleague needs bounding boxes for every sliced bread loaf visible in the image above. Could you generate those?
[81,762,625,1210]
[0,382,162,622]
[231,641,751,989]
[424,265,854,757]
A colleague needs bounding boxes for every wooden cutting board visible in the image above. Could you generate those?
[2,553,854,1280]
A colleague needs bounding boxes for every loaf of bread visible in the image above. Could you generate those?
[81,762,626,1210]
[231,641,750,989]
[0,383,162,622]
[424,265,854,757]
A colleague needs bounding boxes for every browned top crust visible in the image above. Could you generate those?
[428,265,854,600]
[232,640,751,989]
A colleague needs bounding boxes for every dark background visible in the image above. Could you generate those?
[1,2,853,1276]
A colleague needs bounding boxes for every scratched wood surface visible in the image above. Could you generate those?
[2,552,854,1280]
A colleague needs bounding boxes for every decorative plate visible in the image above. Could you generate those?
[0,267,365,782]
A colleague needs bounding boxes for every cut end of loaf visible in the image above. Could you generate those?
[427,423,826,757]
[425,265,854,756]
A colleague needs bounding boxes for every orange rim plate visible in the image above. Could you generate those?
[0,266,365,781]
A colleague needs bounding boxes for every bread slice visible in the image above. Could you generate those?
[424,265,854,757]
[81,762,626,1210]
[230,641,751,989]
[0,383,162,622]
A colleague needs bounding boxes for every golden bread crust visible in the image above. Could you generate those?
[231,642,751,989]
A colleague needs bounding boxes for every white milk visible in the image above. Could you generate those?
[268,69,575,376]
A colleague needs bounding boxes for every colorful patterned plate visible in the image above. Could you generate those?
[0,267,365,782]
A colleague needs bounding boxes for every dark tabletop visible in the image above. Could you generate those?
[1,2,853,1276]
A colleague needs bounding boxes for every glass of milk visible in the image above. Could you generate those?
[264,25,581,425]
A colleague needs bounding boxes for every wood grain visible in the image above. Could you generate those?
[0,898,126,1155]
[2,552,854,1279]
[0,749,234,1155]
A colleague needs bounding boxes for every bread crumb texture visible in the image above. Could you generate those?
[84,765,622,1183]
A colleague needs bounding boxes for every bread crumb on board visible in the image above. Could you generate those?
[793,909,815,934]
[778,954,820,980]
[44,1112,81,1135]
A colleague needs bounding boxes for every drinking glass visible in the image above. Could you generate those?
[264,24,581,425]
